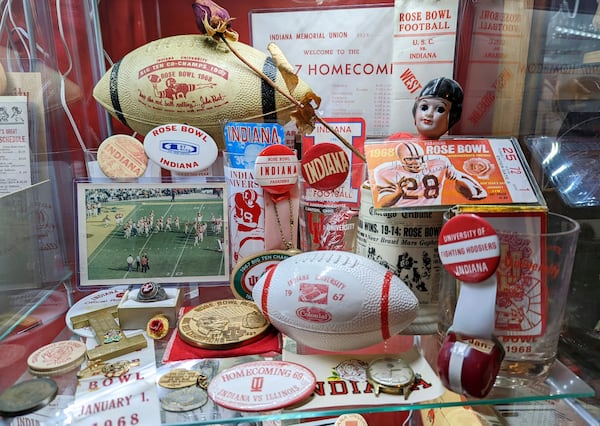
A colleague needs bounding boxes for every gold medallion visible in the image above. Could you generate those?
[158,369,201,389]
[178,299,270,349]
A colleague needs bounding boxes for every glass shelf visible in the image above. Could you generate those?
[160,362,595,425]
[0,292,594,426]
[0,277,72,342]
[158,342,594,426]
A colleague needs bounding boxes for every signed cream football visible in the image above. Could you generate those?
[93,35,314,148]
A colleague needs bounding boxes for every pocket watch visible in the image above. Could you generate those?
[366,357,416,399]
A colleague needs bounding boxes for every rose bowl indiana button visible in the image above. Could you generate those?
[438,214,500,284]
[144,123,218,172]
[253,144,299,195]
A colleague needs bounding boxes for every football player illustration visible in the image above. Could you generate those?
[231,188,265,263]
[373,141,487,207]
[150,76,216,100]
[375,77,487,207]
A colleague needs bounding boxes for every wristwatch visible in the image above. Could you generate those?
[366,357,416,400]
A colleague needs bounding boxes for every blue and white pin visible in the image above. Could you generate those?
[144,123,218,172]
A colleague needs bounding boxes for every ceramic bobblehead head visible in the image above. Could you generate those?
[412,77,463,139]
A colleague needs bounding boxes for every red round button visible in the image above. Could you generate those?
[301,143,349,191]
[438,214,500,283]
[253,144,299,195]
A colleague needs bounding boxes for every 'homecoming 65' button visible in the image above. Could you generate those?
[208,360,315,411]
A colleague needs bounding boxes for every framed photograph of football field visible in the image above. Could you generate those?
[76,181,228,287]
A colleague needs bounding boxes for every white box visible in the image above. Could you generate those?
[117,287,183,330]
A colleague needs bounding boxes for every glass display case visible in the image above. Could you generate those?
[0,0,598,424]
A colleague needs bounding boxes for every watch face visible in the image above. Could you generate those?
[368,357,414,387]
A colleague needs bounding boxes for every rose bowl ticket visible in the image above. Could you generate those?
[365,137,545,210]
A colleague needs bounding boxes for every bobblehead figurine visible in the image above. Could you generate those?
[412,77,463,139]
[390,77,464,140]
[375,77,486,207]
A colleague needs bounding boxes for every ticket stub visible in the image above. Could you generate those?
[365,137,545,210]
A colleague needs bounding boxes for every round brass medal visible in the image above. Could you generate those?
[158,369,201,389]
[178,299,270,349]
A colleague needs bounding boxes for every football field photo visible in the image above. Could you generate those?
[76,182,228,286]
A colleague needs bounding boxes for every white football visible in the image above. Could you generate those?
[252,250,419,351]
[93,35,314,149]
